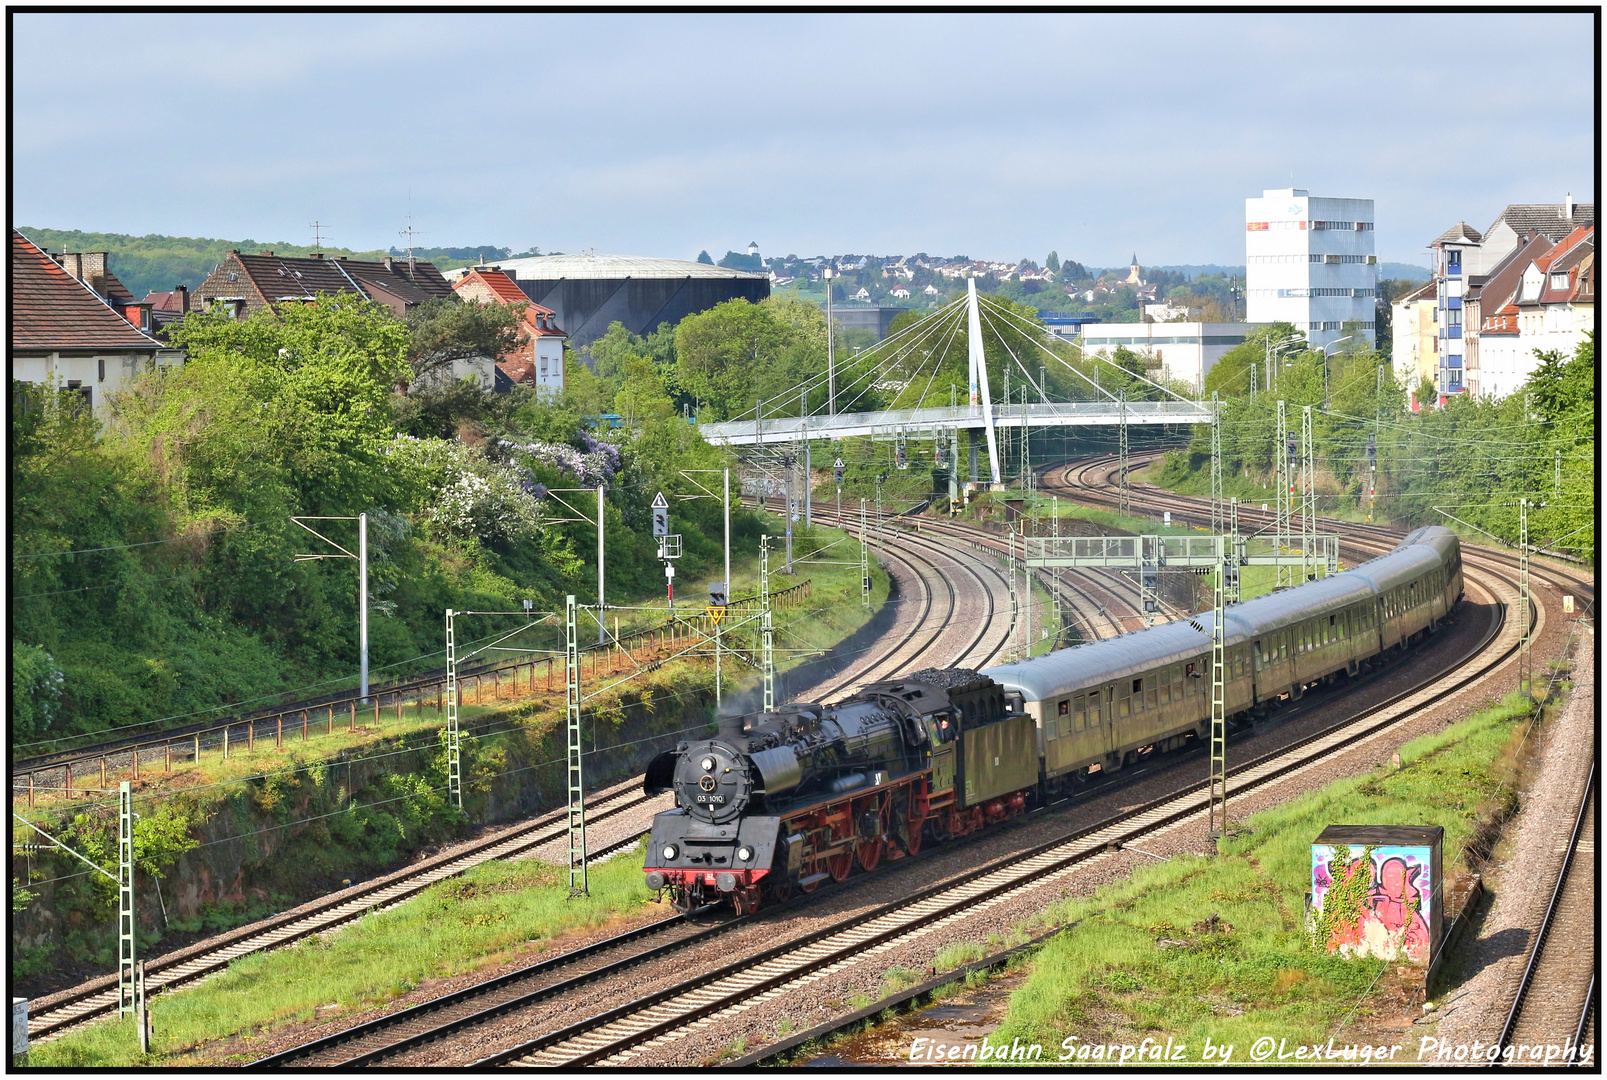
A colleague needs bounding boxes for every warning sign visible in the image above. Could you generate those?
[707,605,726,625]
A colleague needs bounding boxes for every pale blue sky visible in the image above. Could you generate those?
[12,12,1596,268]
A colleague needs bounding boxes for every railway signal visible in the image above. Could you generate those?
[833,458,844,485]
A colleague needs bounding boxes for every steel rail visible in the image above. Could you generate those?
[253,526,1517,1070]
[1493,760,1596,1065]
[477,577,1512,1068]
[24,785,659,1040]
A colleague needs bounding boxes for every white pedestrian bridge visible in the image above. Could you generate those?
[697,399,1213,446]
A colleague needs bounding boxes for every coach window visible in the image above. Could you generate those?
[1160,673,1172,705]
[1146,680,1158,708]
[1118,691,1131,718]
[1058,699,1070,717]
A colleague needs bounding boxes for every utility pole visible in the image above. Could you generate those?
[291,514,370,701]
[1208,552,1229,837]
[1118,389,1130,517]
[445,610,461,808]
[784,456,795,574]
[1008,529,1019,662]
[1020,386,1031,495]
[1210,391,1223,536]
[565,595,587,897]
[1049,498,1062,647]
[1301,405,1317,581]
[1518,499,1531,700]
[948,428,960,512]
[718,467,729,708]
[1367,433,1377,524]
[357,514,368,700]
[596,486,606,645]
[118,781,135,1017]
[1275,400,1291,588]
[825,266,836,415]
[874,473,883,555]
[859,499,871,609]
[1554,448,1562,497]
[761,539,776,711]
[1226,498,1241,603]
[13,807,136,1028]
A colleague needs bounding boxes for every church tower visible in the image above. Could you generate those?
[1125,254,1143,286]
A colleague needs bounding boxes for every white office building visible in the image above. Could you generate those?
[1076,321,1269,393]
[1245,188,1378,350]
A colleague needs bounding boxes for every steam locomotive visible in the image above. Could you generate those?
[642,526,1463,913]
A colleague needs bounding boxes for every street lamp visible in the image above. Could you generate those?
[1264,334,1303,396]
[1321,335,1356,409]
[823,267,836,415]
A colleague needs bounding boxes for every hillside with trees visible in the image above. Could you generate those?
[10,297,755,744]
[1154,328,1594,560]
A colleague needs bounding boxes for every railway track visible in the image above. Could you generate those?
[24,781,663,1042]
[1043,453,1596,605]
[468,570,1523,1068]
[25,513,1029,1046]
[1494,761,1597,1065]
[248,510,1525,1068]
[798,506,1008,700]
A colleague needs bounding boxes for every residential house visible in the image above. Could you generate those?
[11,230,175,417]
[450,265,568,395]
[194,249,453,319]
[1472,227,1594,399]
[1426,196,1593,402]
[850,286,871,302]
[890,284,912,299]
[140,285,193,339]
[922,284,941,297]
[1389,280,1439,396]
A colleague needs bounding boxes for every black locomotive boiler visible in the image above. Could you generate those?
[642,669,1036,913]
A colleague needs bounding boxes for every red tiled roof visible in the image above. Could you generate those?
[11,231,164,352]
[453,268,566,337]
[456,267,530,306]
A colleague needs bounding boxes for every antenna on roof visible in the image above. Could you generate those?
[309,221,329,253]
[399,211,425,282]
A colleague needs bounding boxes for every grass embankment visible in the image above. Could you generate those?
[13,522,889,1035]
[12,523,884,810]
[988,692,1536,1063]
[28,849,659,1068]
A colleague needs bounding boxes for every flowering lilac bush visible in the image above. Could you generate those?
[495,435,622,489]
[387,435,546,542]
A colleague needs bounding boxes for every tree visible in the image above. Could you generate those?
[1045,251,1061,273]
[404,296,524,383]
[717,251,763,273]
[674,299,805,419]
[696,250,714,265]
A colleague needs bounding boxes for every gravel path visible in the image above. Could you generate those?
[1427,621,1595,1063]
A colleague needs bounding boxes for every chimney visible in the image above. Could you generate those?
[175,284,190,314]
[309,252,324,259]
[383,256,394,271]
[1565,193,1575,220]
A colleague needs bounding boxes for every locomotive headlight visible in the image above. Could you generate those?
[700,756,716,772]
[662,844,679,861]
[737,846,754,862]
